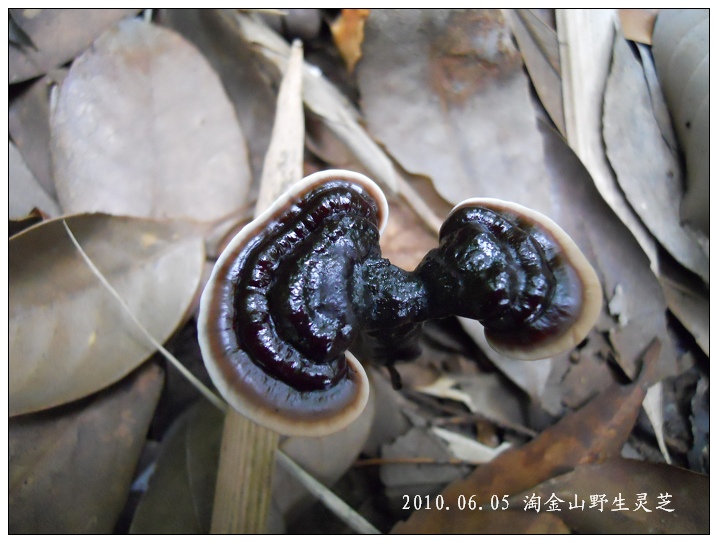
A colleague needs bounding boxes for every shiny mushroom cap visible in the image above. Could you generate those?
[436,198,602,360]
[198,170,387,437]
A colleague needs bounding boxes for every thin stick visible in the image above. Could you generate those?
[277,451,381,534]
[61,220,227,413]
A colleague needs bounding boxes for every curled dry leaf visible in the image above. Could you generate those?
[357,9,549,211]
[603,33,708,283]
[9,362,164,534]
[51,18,252,222]
[130,400,223,534]
[9,213,204,416]
[9,8,140,83]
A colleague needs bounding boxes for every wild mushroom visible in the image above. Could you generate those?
[198,170,602,436]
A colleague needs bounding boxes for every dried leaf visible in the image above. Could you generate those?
[514,458,708,534]
[431,428,511,464]
[330,9,370,73]
[9,213,204,416]
[357,9,550,212]
[603,33,708,283]
[644,382,672,463]
[509,9,565,136]
[9,72,64,199]
[51,18,251,222]
[392,343,657,533]
[381,427,470,492]
[618,9,659,45]
[160,8,276,186]
[538,116,684,385]
[274,377,376,523]
[8,8,140,83]
[9,141,60,220]
[130,400,223,534]
[235,12,398,194]
[652,9,709,235]
[557,11,661,273]
[379,195,439,272]
[255,40,305,212]
[9,363,164,534]
[459,318,553,405]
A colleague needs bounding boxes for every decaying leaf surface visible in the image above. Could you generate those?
[160,8,277,186]
[539,119,684,386]
[357,9,549,211]
[8,8,140,83]
[9,72,64,199]
[9,213,204,416]
[52,18,251,222]
[9,362,164,534]
[603,33,708,283]
[131,400,223,534]
[9,141,61,219]
[513,458,708,534]
[392,344,655,534]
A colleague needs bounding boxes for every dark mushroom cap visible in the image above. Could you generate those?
[198,170,387,436]
[443,198,602,360]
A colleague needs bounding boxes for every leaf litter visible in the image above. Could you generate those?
[7,8,708,535]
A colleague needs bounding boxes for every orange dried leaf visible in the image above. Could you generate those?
[330,9,370,73]
[392,342,659,533]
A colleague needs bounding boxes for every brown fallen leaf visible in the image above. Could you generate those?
[391,341,659,533]
[9,362,164,534]
[9,213,204,416]
[9,8,140,83]
[510,458,708,534]
[130,400,223,534]
[357,9,550,212]
[51,18,252,223]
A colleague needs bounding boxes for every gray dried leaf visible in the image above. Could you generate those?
[9,214,204,416]
[603,33,708,283]
[9,8,140,83]
[9,141,60,219]
[509,9,565,137]
[51,18,251,222]
[9,363,163,534]
[653,9,709,235]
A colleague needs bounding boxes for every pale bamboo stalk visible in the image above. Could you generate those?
[210,40,305,534]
